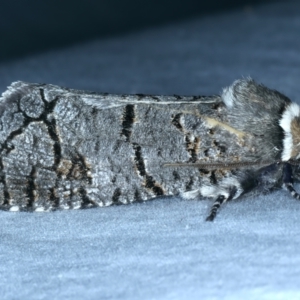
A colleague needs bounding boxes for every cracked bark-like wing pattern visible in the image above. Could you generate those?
[0,82,220,211]
[1,79,300,221]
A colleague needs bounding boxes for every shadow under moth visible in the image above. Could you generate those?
[1,78,300,221]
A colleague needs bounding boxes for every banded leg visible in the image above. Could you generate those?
[206,195,226,221]
[282,163,300,200]
[205,186,238,222]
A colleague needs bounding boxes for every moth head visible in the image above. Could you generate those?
[280,103,300,161]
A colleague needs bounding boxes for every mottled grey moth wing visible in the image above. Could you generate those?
[1,79,300,221]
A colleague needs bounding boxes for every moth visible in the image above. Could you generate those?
[0,79,300,221]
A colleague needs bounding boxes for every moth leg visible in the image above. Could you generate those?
[205,195,227,221]
[206,182,239,221]
[282,163,300,200]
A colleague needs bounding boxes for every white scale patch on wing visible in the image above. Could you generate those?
[182,176,244,200]
[9,205,20,212]
[222,79,249,109]
[222,85,235,108]
[279,102,300,161]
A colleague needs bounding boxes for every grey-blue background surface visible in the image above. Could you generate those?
[1,1,300,299]
[0,0,276,61]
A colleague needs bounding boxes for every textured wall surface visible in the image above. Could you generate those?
[1,1,300,299]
